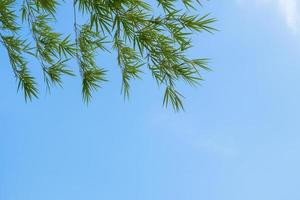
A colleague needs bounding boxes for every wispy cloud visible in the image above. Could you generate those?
[278,0,298,33]
[237,0,300,33]
[149,112,238,159]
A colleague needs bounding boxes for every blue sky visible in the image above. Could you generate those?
[1,1,300,200]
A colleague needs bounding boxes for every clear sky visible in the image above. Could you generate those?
[1,1,300,200]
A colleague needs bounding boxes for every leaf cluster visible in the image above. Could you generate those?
[0,0,216,111]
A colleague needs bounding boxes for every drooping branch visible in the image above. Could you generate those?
[1,0,216,111]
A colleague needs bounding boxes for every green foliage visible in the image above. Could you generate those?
[0,0,215,111]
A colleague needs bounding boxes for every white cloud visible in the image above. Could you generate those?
[278,0,298,33]
[237,0,300,33]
